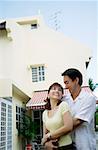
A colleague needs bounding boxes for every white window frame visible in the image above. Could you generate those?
[31,65,45,82]
[0,98,12,150]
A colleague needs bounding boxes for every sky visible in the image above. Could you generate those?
[0,0,98,81]
[0,1,97,50]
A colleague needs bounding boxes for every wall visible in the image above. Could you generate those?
[0,17,92,95]
[12,86,29,150]
[0,79,12,97]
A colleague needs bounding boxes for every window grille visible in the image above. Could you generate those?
[32,65,45,82]
[0,98,12,150]
[16,106,25,129]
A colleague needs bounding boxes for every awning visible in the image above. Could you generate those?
[26,86,92,110]
[26,90,48,110]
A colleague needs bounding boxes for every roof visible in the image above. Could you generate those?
[26,86,93,110]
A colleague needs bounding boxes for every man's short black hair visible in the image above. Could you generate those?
[62,68,83,86]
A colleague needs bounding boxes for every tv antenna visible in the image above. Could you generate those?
[49,10,62,31]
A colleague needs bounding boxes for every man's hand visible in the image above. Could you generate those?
[44,140,58,150]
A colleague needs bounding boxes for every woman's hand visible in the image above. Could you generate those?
[44,140,58,150]
[41,132,51,145]
[41,136,47,145]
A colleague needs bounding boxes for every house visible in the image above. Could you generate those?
[0,15,92,150]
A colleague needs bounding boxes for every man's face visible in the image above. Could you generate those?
[63,75,77,94]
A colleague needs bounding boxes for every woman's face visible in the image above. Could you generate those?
[48,85,63,100]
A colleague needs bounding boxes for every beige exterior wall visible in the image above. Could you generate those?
[0,16,91,94]
[12,85,29,150]
[12,95,24,150]
[0,21,33,97]
[27,28,90,90]
[0,79,12,97]
[0,15,92,150]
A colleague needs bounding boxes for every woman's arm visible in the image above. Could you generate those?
[42,123,50,145]
[50,111,73,140]
[42,123,58,149]
[43,123,49,136]
[42,111,73,142]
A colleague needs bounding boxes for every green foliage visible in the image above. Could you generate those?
[95,109,98,131]
[18,114,37,144]
[88,78,96,91]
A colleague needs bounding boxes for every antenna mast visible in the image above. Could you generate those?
[50,10,61,31]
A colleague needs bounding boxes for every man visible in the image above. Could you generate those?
[62,68,96,150]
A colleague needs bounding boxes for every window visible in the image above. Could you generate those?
[16,106,25,129]
[31,23,37,29]
[0,98,12,150]
[32,65,45,82]
[33,110,44,141]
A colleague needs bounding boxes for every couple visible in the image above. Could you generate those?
[41,68,96,150]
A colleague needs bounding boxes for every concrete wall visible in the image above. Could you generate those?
[12,85,29,150]
[0,16,91,94]
[0,79,12,97]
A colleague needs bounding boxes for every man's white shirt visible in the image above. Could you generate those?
[63,89,96,150]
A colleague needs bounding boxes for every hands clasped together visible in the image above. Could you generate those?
[41,133,58,150]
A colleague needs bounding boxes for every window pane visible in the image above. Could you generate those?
[39,72,41,75]
[39,77,41,81]
[42,66,44,70]
[31,24,37,29]
[42,76,45,80]
[32,65,45,82]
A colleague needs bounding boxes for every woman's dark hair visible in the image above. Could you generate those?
[62,68,83,86]
[44,82,64,110]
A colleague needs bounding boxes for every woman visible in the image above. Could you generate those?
[41,82,74,150]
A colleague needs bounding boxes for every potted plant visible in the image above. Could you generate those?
[18,114,37,150]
